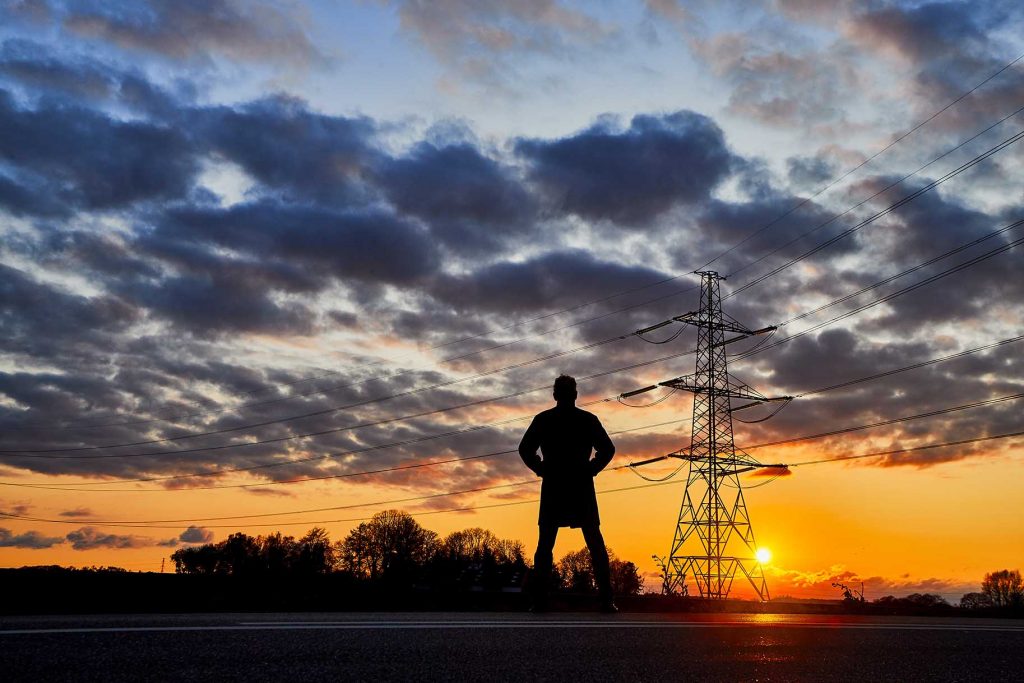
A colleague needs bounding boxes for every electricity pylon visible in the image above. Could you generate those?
[659,271,790,600]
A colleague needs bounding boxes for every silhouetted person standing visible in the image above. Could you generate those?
[519,374,617,613]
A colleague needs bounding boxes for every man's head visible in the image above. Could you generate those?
[553,374,577,405]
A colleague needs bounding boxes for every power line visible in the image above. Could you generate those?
[5,427,1023,530]
[0,479,683,530]
[10,393,1022,520]
[6,219,1015,471]
[794,334,1024,397]
[14,286,696,434]
[0,329,658,454]
[743,393,1024,450]
[621,383,1024,473]
[10,202,1019,460]
[5,330,1016,490]
[780,218,1024,327]
[17,53,1023,435]
[0,345,698,459]
[0,417,693,492]
[696,50,1024,272]
[787,429,1024,468]
[732,229,1024,362]
[724,122,1024,299]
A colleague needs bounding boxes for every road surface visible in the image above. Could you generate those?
[2,612,1021,681]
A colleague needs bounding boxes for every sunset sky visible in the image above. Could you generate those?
[0,0,1022,602]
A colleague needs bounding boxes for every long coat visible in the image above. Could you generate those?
[518,405,615,528]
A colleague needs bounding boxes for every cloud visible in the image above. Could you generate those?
[194,96,381,204]
[58,507,93,518]
[374,141,537,253]
[178,525,214,544]
[691,31,863,130]
[515,111,734,225]
[0,88,197,211]
[429,249,671,315]
[65,526,153,550]
[0,47,1020,498]
[380,0,613,86]
[0,502,31,516]
[0,263,140,359]
[0,38,184,115]
[839,1,997,64]
[0,527,66,548]
[59,0,327,68]
[769,563,976,600]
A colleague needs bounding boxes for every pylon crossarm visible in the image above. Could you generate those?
[658,377,769,402]
[730,396,794,413]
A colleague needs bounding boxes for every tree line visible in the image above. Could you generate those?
[830,568,1024,614]
[170,509,642,595]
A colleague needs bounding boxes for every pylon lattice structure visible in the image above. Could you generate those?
[660,271,790,601]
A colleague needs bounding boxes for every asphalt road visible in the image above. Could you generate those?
[2,612,1022,682]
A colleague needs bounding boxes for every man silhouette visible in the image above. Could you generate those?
[519,374,617,613]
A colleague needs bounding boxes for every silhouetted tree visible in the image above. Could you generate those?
[554,547,641,596]
[609,559,642,596]
[959,592,992,610]
[221,532,263,576]
[294,527,336,574]
[558,548,595,592]
[339,510,438,583]
[171,543,221,574]
[981,569,1024,608]
[438,528,526,565]
[262,532,297,575]
[904,593,949,608]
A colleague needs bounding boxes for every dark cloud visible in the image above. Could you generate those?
[840,1,1000,64]
[178,525,214,544]
[59,507,93,518]
[515,111,734,225]
[65,526,151,550]
[375,141,536,253]
[429,250,671,315]
[0,88,197,211]
[0,502,31,516]
[0,263,140,359]
[59,0,327,67]
[0,527,65,548]
[0,170,69,217]
[735,327,1024,468]
[787,154,837,190]
[151,200,442,288]
[127,273,317,337]
[0,38,184,115]
[195,97,380,204]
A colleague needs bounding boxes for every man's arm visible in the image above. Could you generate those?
[589,414,615,476]
[518,416,544,477]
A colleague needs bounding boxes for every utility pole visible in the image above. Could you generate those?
[660,271,790,601]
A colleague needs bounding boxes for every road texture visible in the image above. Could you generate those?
[2,612,1022,681]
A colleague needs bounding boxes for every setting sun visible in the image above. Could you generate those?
[756,548,773,565]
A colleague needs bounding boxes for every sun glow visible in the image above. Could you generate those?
[756,548,772,564]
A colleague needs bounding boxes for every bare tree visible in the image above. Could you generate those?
[981,569,1024,608]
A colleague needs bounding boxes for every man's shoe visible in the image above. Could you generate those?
[599,600,619,614]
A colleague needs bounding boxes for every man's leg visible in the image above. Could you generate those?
[531,524,558,611]
[582,524,616,611]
